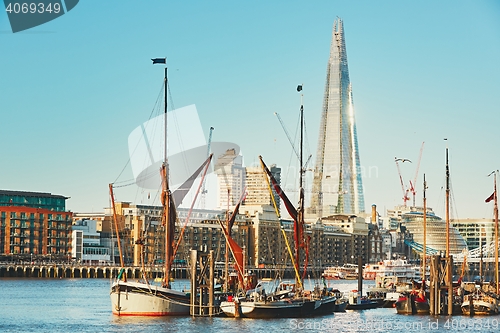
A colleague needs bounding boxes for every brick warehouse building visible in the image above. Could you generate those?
[0,190,72,261]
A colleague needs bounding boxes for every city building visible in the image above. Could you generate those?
[72,219,111,265]
[386,205,467,255]
[244,165,281,212]
[215,149,245,209]
[103,201,249,267]
[308,18,365,216]
[320,214,370,264]
[451,218,495,250]
[99,199,375,270]
[0,190,72,261]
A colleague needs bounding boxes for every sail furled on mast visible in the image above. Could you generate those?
[160,163,175,286]
[172,154,214,258]
[217,218,245,289]
[259,156,297,220]
[259,155,308,279]
[228,187,247,236]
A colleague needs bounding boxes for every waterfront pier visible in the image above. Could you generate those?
[0,262,314,280]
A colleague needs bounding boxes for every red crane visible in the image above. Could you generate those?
[395,157,411,206]
[408,142,425,207]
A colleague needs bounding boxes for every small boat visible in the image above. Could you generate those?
[220,281,317,318]
[383,292,400,308]
[221,93,337,319]
[334,299,348,312]
[365,288,385,307]
[366,276,400,308]
[345,290,378,310]
[325,288,347,312]
[110,61,212,316]
[395,290,430,314]
[110,279,190,316]
[462,288,499,316]
[311,294,337,315]
[220,298,306,318]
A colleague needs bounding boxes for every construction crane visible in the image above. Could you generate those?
[408,142,425,207]
[395,157,411,206]
[206,126,214,158]
[200,126,214,208]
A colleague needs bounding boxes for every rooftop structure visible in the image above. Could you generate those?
[0,189,69,212]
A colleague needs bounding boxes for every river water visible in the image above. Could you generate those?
[1,278,499,332]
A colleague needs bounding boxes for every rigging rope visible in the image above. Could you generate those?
[113,83,164,185]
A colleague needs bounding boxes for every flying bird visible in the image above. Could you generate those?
[395,158,412,163]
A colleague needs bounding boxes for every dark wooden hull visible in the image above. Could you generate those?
[346,301,379,310]
[313,296,336,315]
[381,299,397,308]
[333,300,348,312]
[220,299,317,318]
[395,297,430,315]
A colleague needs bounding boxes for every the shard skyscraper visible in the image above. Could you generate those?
[309,18,365,216]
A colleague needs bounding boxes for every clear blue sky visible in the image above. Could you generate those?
[1,1,499,219]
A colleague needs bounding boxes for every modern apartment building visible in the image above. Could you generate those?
[0,190,72,260]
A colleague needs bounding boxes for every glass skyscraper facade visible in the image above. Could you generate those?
[309,18,365,216]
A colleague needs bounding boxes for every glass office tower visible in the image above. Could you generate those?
[309,18,365,216]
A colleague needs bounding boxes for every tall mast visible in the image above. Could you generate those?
[109,184,124,268]
[296,86,305,283]
[492,171,499,294]
[445,147,450,257]
[162,65,172,288]
[299,93,304,192]
[224,189,230,293]
[164,67,168,163]
[480,233,483,282]
[422,174,426,284]
[445,144,453,315]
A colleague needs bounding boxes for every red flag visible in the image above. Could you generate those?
[485,192,495,203]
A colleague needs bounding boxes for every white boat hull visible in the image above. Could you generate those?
[110,280,190,316]
[462,299,499,316]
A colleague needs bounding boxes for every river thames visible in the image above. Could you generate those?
[1,278,499,332]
